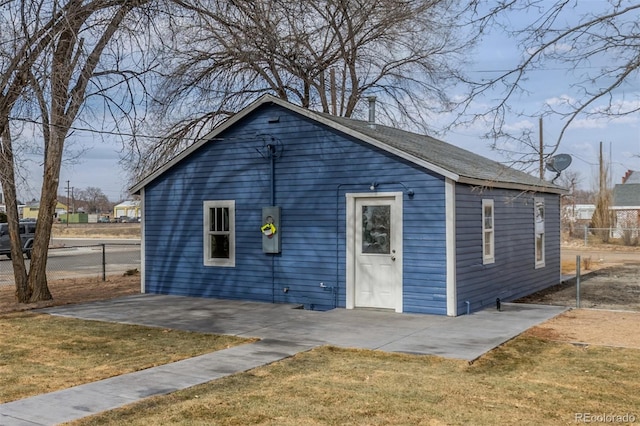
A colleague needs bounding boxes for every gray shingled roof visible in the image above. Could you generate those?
[319,113,562,191]
[612,183,640,207]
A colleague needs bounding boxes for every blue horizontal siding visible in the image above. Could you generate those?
[143,104,447,314]
[454,186,561,314]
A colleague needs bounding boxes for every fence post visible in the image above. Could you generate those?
[576,255,581,309]
[101,243,106,282]
[584,225,588,246]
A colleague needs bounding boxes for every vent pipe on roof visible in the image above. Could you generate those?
[368,96,376,128]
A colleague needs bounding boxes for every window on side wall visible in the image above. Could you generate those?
[482,199,495,264]
[535,197,545,268]
[203,200,235,267]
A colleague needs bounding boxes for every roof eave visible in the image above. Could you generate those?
[610,205,640,210]
[457,176,567,195]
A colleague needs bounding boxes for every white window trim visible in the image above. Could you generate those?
[482,199,495,265]
[535,197,545,268]
[203,200,235,267]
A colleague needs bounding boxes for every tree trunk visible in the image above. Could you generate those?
[0,126,30,302]
[27,133,65,303]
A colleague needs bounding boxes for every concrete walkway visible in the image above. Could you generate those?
[0,295,566,425]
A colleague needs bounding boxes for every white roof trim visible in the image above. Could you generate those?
[610,206,640,210]
[457,177,567,195]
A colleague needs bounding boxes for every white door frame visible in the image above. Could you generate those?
[346,192,403,312]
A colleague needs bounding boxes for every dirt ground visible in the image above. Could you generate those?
[525,309,640,349]
[518,263,640,311]
[0,274,140,314]
[519,248,640,350]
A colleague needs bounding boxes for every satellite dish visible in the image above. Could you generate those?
[545,154,572,173]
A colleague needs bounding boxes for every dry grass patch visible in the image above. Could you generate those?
[70,337,640,425]
[0,312,251,404]
[561,258,578,274]
[0,274,141,314]
[52,223,140,239]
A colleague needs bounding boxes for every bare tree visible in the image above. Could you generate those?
[591,149,614,243]
[459,1,640,164]
[557,170,581,237]
[1,0,153,303]
[75,187,111,213]
[127,0,479,177]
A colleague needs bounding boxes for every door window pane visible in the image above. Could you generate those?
[362,205,390,254]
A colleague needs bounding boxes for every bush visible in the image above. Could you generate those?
[621,229,639,247]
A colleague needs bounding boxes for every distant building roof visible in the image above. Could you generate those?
[612,183,640,208]
[622,170,640,184]
[114,200,141,208]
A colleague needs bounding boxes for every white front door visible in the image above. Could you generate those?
[346,193,403,312]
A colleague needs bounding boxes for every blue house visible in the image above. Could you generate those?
[130,95,564,316]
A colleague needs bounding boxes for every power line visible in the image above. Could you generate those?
[7,115,210,142]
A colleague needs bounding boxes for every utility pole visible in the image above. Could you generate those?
[599,141,604,194]
[66,180,71,227]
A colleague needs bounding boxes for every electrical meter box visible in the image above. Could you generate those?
[261,206,281,253]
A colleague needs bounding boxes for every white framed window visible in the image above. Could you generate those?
[535,197,545,268]
[482,199,495,264]
[203,200,235,267]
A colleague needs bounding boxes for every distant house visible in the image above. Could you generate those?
[113,200,141,220]
[130,95,565,316]
[562,204,595,224]
[611,170,640,239]
[22,200,68,220]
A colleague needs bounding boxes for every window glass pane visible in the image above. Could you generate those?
[535,235,543,262]
[535,202,545,235]
[210,234,230,258]
[484,205,492,219]
[209,209,216,232]
[362,205,390,254]
[222,207,229,232]
[216,208,224,232]
[484,232,492,256]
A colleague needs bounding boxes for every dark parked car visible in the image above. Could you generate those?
[0,221,36,259]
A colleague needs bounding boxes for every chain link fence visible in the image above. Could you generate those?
[563,226,640,247]
[0,243,140,286]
